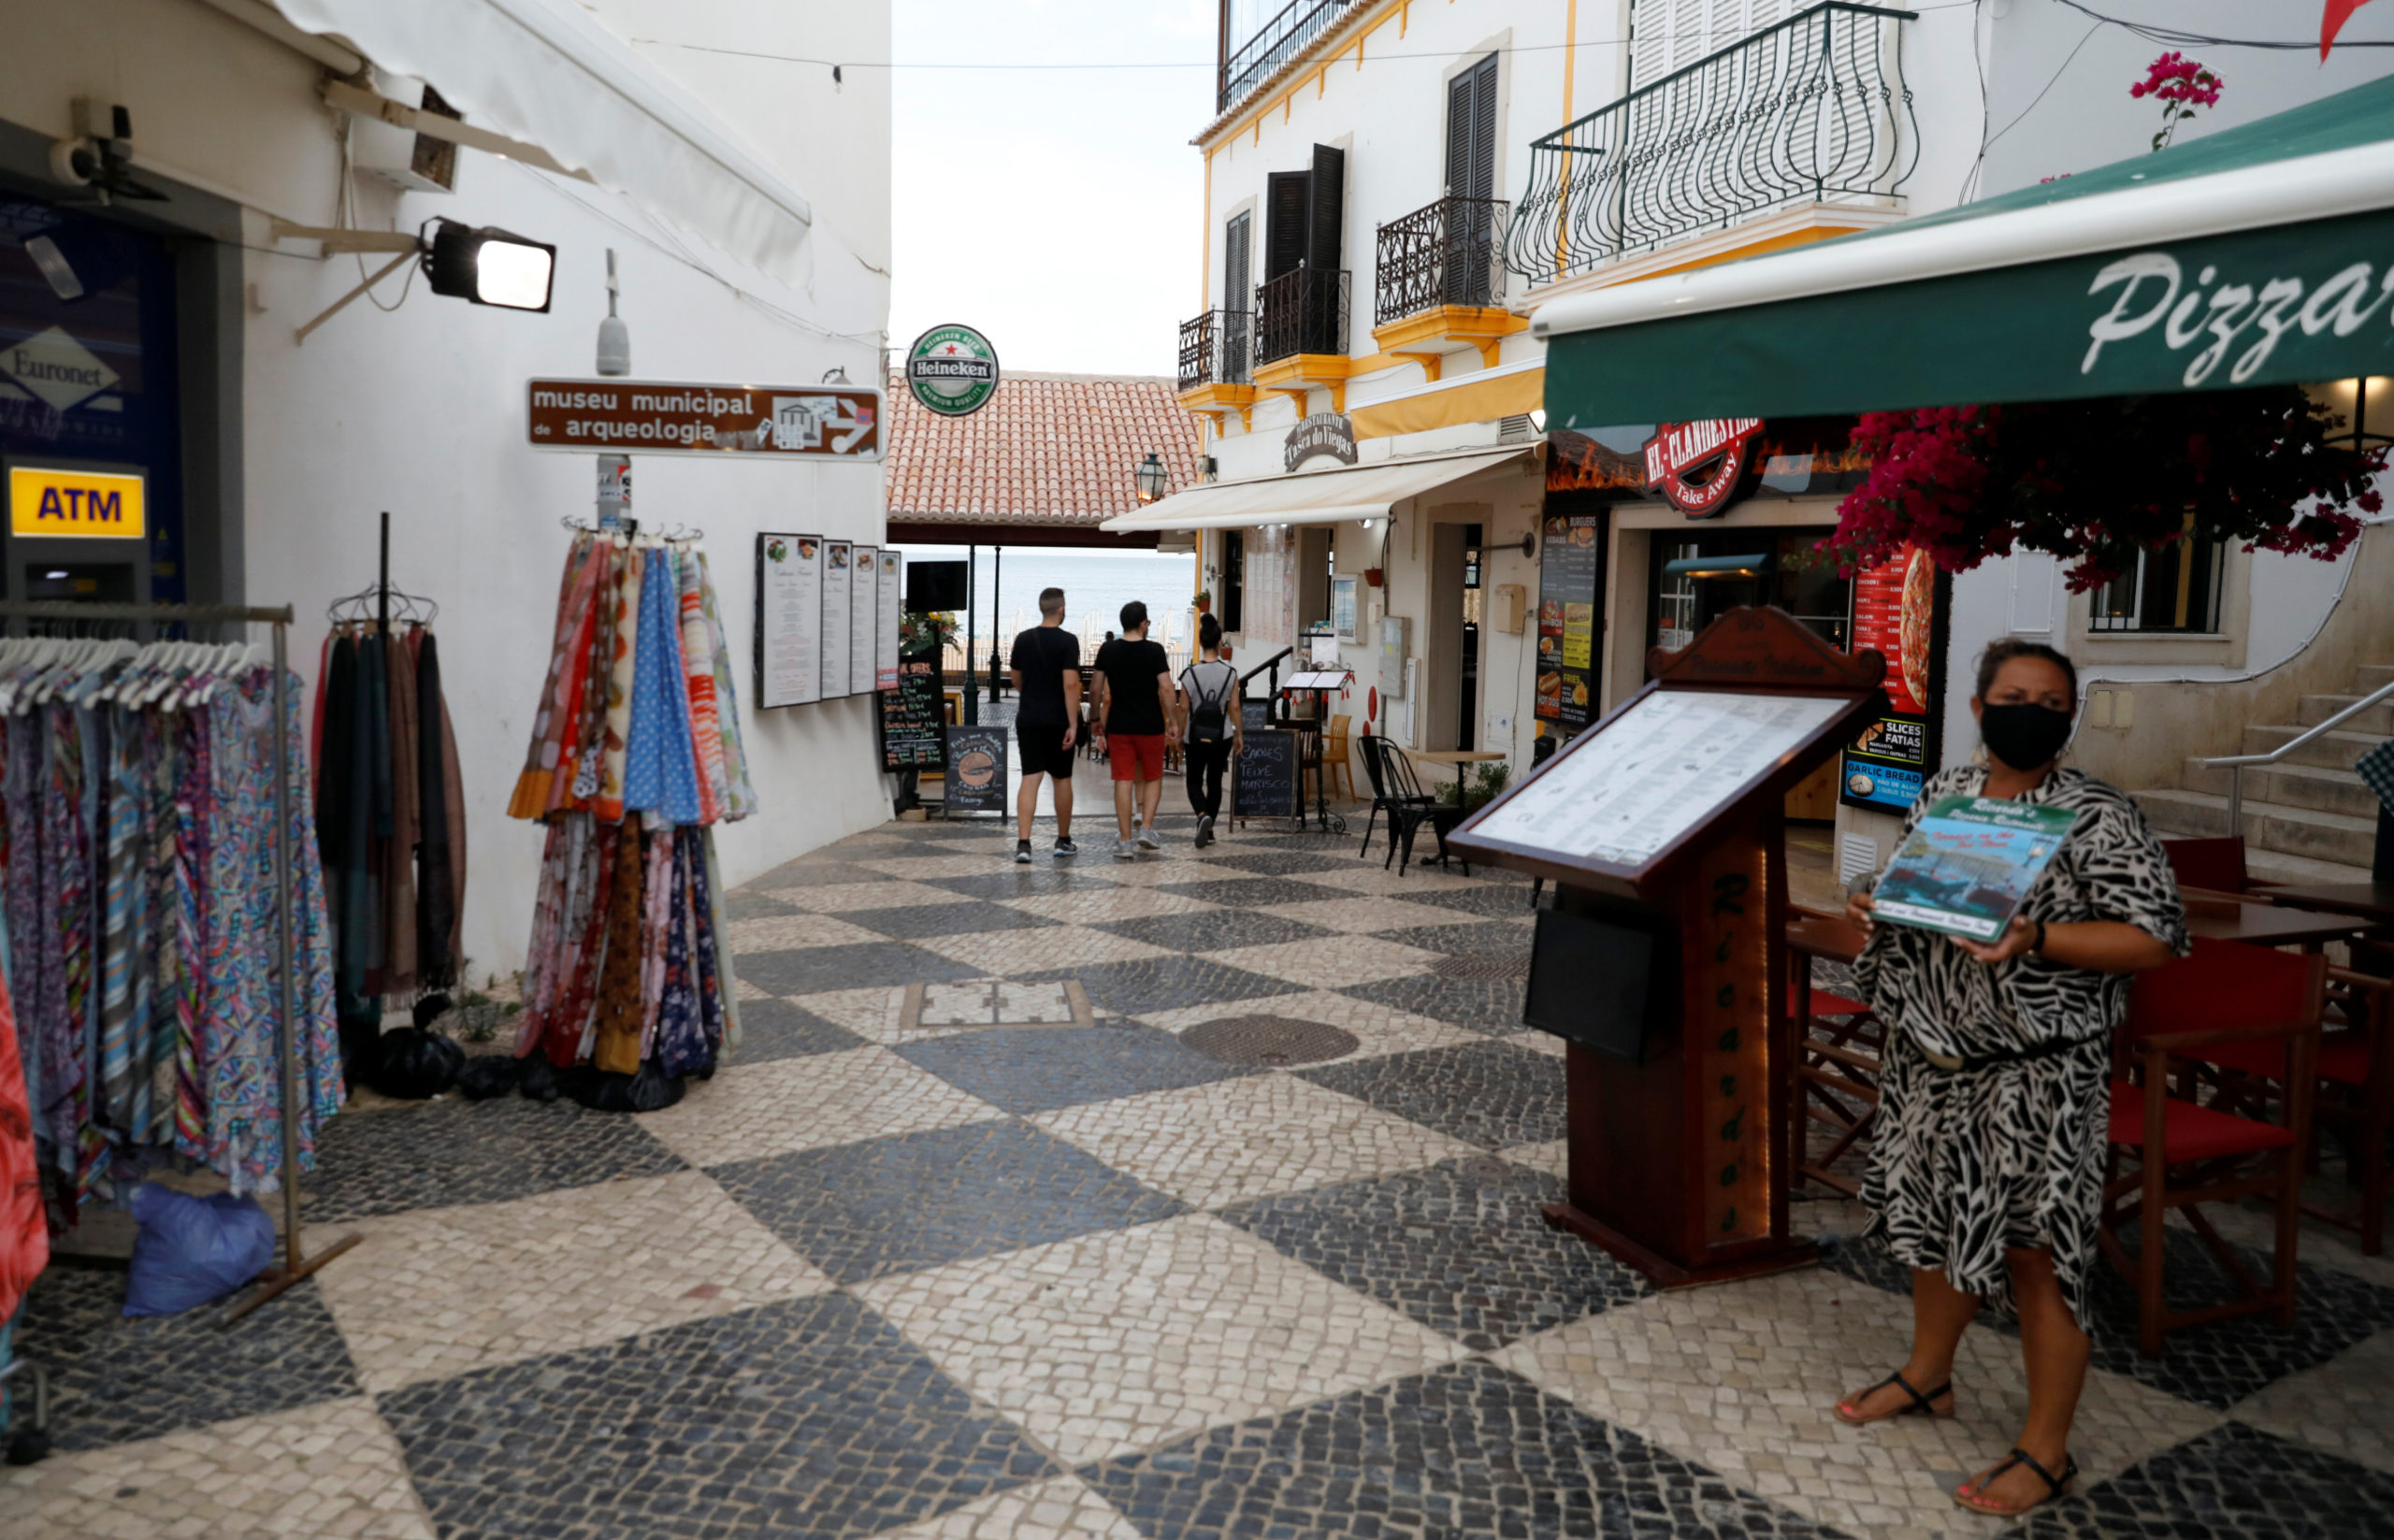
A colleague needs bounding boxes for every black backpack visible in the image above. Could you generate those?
[1187,665,1232,743]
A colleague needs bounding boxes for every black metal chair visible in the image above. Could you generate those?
[1378,742,1470,877]
[1355,734,1429,861]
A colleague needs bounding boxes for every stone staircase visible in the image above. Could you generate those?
[2132,662,2389,885]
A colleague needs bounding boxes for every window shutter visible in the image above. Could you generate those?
[1264,171,1309,281]
[1466,57,1497,202]
[1444,70,1474,197]
[1305,143,1344,273]
[1223,211,1251,315]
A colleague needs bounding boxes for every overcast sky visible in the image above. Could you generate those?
[888,1,1215,379]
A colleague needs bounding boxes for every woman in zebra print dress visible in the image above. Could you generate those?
[1837,639,2188,1518]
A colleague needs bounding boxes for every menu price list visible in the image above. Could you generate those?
[1471,691,1848,870]
[755,532,824,709]
[879,659,946,770]
[1536,513,1601,736]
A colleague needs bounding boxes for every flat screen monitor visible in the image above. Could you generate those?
[905,559,967,612]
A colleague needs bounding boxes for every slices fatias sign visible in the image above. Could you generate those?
[1642,418,1764,516]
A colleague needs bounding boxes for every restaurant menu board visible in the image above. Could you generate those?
[877,551,902,690]
[879,657,945,769]
[1470,691,1849,869]
[1536,512,1602,736]
[1233,727,1300,818]
[1840,546,1943,813]
[943,725,1007,815]
[754,532,824,709]
[821,541,854,698]
[850,544,880,697]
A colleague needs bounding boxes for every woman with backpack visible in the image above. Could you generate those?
[1176,613,1241,847]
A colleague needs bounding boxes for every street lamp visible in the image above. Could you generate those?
[425,219,557,311]
[1134,452,1169,504]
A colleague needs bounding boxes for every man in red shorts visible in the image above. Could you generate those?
[1089,600,1178,860]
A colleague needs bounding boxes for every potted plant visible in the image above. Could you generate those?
[1194,588,1212,614]
[1363,567,1385,588]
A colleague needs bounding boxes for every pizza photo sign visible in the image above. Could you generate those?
[1839,546,1946,813]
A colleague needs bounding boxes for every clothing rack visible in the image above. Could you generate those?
[326,511,438,629]
[0,600,361,1327]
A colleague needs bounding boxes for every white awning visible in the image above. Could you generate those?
[271,0,814,287]
[1100,446,1533,534]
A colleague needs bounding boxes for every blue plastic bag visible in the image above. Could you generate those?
[123,1185,275,1317]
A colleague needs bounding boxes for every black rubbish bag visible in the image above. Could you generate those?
[451,1056,523,1101]
[556,1061,685,1114]
[517,1054,559,1102]
[369,1029,463,1099]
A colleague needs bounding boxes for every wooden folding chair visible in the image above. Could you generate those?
[2103,938,2326,1358]
[1785,910,1883,1197]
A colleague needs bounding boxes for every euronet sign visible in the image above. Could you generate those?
[524,378,883,459]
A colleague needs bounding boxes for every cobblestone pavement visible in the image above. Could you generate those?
[7,811,2394,1538]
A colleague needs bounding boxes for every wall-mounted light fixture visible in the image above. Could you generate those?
[1662,553,1773,581]
[1134,452,1169,504]
[425,220,556,310]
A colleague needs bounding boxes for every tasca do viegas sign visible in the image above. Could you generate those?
[1285,412,1358,473]
[1642,418,1764,516]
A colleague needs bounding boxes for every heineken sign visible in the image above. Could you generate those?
[906,324,1001,417]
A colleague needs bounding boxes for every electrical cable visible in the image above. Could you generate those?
[630,4,1983,75]
[1964,11,2107,198]
[2045,0,2394,52]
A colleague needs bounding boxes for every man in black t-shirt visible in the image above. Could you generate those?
[1006,586,1084,863]
[1090,600,1178,859]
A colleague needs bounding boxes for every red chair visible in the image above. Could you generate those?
[2162,836,2275,896]
[2103,939,2326,1358]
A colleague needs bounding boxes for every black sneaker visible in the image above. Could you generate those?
[1195,814,1215,847]
[1014,840,1032,864]
[1054,835,1078,857]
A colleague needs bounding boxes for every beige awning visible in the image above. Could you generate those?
[1099,445,1533,534]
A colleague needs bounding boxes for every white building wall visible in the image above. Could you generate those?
[1,0,893,980]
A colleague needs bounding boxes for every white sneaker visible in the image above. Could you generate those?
[1135,824,1161,851]
[1113,837,1138,861]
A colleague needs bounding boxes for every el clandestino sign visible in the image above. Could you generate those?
[1643,417,1764,516]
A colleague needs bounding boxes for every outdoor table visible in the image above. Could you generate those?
[2182,893,2375,950]
[2260,881,2394,928]
[1409,749,1509,767]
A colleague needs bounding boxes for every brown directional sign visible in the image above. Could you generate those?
[525,377,881,459]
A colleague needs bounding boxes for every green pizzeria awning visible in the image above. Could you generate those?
[1535,74,2394,427]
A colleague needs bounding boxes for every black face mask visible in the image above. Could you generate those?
[1980,702,2073,771]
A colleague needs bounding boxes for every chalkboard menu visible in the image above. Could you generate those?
[1233,727,1299,818]
[1536,511,1603,737]
[944,725,1009,815]
[1241,698,1272,737]
[879,656,946,770]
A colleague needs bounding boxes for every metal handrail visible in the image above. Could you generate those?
[1220,0,1361,112]
[1374,195,1510,326]
[1240,645,1295,712]
[2200,677,2394,828]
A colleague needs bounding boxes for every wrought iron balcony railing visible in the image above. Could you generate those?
[1254,267,1349,367]
[1178,309,1254,393]
[1505,3,1917,288]
[1220,0,1362,113]
[1374,196,1510,327]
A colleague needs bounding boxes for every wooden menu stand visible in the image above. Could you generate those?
[1449,607,1887,1288]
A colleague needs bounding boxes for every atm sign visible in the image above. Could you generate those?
[9,467,146,540]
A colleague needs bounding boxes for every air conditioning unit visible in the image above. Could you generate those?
[351,76,459,194]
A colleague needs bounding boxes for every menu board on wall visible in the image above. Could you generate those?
[851,544,880,697]
[821,541,854,698]
[877,550,903,690]
[1839,546,1945,813]
[754,532,824,709]
[1536,511,1603,737]
[879,657,945,769]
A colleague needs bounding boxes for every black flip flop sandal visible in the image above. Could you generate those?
[1954,1446,2078,1517]
[1833,1369,1954,1425]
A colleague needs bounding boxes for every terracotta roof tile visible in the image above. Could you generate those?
[884,372,1208,527]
